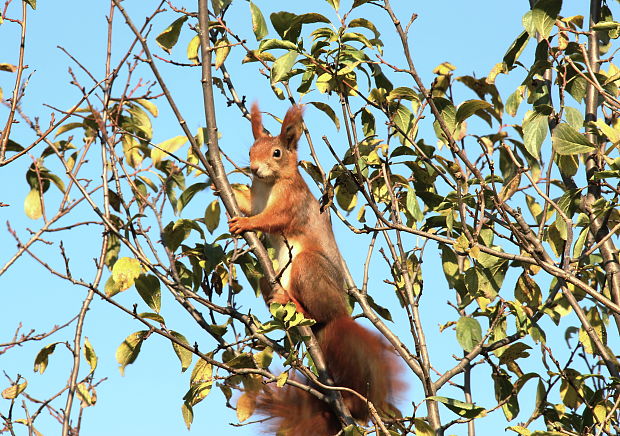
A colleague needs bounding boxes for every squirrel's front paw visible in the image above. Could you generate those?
[228,216,250,234]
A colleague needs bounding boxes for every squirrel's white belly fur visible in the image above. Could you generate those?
[251,179,299,291]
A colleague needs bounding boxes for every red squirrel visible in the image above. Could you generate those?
[228,104,400,435]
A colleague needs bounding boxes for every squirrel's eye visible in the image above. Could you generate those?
[273,149,281,158]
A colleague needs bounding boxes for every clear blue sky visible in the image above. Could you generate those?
[0,1,605,435]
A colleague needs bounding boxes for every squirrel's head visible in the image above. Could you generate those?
[248,103,304,181]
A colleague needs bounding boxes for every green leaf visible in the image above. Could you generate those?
[33,343,58,374]
[121,134,143,169]
[270,50,298,83]
[253,348,273,369]
[308,102,340,130]
[349,18,380,39]
[564,106,584,130]
[387,86,418,102]
[428,396,487,419]
[112,257,142,291]
[155,16,188,54]
[552,123,595,155]
[211,0,232,16]
[151,135,188,165]
[432,97,457,144]
[503,31,530,69]
[135,99,159,118]
[126,104,153,140]
[456,99,492,124]
[171,331,193,372]
[335,184,357,212]
[177,182,209,215]
[498,342,532,364]
[352,0,372,7]
[204,199,221,233]
[413,418,434,436]
[184,358,213,407]
[367,295,393,322]
[104,275,122,297]
[135,274,162,313]
[456,316,483,352]
[523,0,562,39]
[116,331,148,375]
[24,189,43,220]
[406,186,423,223]
[579,306,606,354]
[139,312,166,324]
[54,122,84,138]
[83,337,98,374]
[260,38,298,51]
[594,119,620,144]
[506,86,525,117]
[393,103,416,145]
[592,21,620,30]
[249,2,268,41]
[522,110,548,157]
[270,12,301,41]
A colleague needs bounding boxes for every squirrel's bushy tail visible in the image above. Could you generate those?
[256,316,402,435]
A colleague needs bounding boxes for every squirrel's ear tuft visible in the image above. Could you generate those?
[251,102,265,140]
[280,105,304,150]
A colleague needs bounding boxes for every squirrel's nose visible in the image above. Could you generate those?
[250,164,259,177]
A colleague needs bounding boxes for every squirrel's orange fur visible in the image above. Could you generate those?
[229,103,401,435]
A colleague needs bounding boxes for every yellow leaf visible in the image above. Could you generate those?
[24,189,43,219]
[151,135,188,166]
[236,393,256,422]
[2,380,27,399]
[112,257,141,291]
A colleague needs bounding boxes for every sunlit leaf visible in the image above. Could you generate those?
[24,189,43,220]
[309,101,339,130]
[456,316,482,352]
[324,0,339,11]
[270,50,298,83]
[83,337,98,374]
[33,343,58,374]
[177,182,209,215]
[135,274,162,313]
[522,110,548,157]
[249,2,268,41]
[156,16,188,54]
[116,330,148,375]
[523,0,562,39]
[2,380,27,399]
[214,37,231,69]
[428,396,487,419]
[151,135,188,165]
[181,403,193,430]
[552,123,595,156]
[236,393,256,422]
[112,257,141,291]
[455,99,492,124]
[204,199,221,233]
[171,331,193,372]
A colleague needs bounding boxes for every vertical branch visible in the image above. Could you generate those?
[0,0,27,161]
[196,0,354,428]
[60,289,96,436]
[582,0,620,333]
